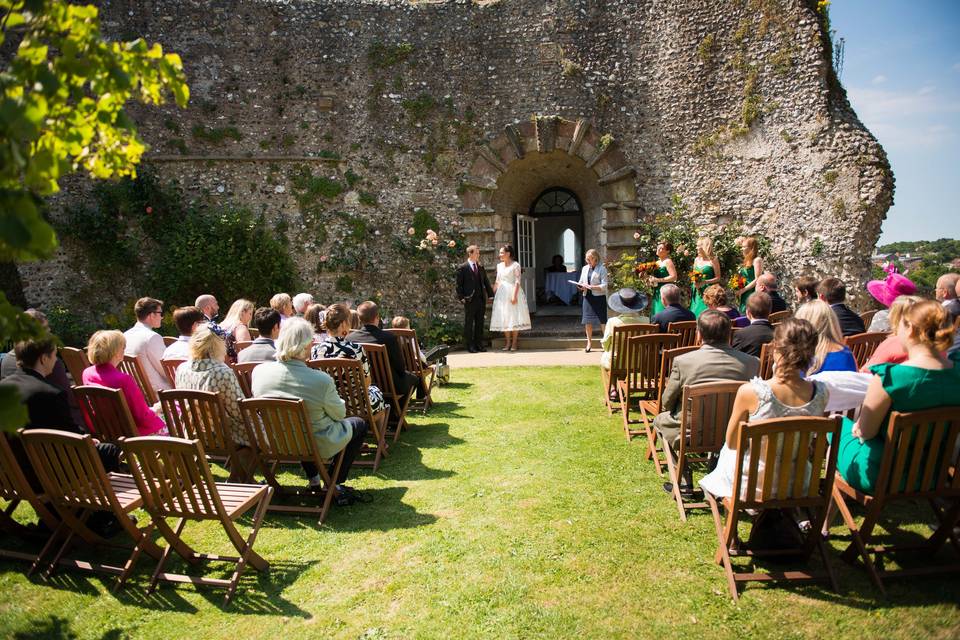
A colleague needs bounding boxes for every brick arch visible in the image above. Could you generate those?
[457,115,643,264]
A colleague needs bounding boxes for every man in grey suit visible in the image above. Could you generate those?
[653,310,759,493]
[237,307,281,363]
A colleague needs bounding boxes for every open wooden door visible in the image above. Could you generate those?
[516,214,537,314]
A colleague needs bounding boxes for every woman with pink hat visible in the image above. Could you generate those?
[865,266,917,332]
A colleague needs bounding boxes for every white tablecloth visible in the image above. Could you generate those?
[544,272,578,305]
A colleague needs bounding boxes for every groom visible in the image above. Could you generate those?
[456,245,494,353]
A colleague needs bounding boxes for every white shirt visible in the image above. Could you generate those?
[162,336,192,362]
[124,321,171,392]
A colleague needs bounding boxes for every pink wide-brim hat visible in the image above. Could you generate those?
[866,272,917,308]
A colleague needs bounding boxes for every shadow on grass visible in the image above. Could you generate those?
[399,420,466,450]
[12,614,118,639]
[263,486,437,534]
[436,382,472,390]
[410,400,469,420]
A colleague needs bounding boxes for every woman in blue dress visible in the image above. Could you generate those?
[577,248,608,352]
[795,299,857,374]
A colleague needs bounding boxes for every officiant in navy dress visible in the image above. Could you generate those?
[577,248,608,352]
[456,244,495,353]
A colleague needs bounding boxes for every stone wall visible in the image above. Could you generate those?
[17,0,893,318]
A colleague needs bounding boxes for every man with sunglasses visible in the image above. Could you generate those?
[123,296,171,392]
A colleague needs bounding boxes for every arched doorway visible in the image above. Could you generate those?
[523,187,584,307]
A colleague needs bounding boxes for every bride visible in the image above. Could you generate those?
[489,244,531,351]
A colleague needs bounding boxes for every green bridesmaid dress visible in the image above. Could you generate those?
[651,262,670,316]
[737,264,755,313]
[834,351,960,495]
[690,263,714,317]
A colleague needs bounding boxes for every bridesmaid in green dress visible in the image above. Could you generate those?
[736,236,763,313]
[649,240,677,316]
[690,236,722,317]
[828,300,959,499]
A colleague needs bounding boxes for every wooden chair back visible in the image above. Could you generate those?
[758,342,775,380]
[362,342,410,438]
[239,397,322,465]
[733,416,840,508]
[118,354,157,405]
[621,333,680,401]
[859,309,877,328]
[73,385,138,442]
[386,327,435,411]
[161,358,186,387]
[609,323,658,376]
[678,381,743,459]
[0,432,59,533]
[230,362,258,398]
[872,407,960,500]
[20,430,121,512]
[248,328,260,339]
[159,389,235,459]
[656,346,700,413]
[58,347,90,384]
[667,320,699,348]
[768,310,792,324]
[162,336,178,347]
[844,332,888,369]
[235,341,253,353]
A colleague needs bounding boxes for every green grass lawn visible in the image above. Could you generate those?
[1,366,958,639]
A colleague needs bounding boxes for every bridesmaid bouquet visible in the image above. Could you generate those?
[689,270,705,287]
[728,273,746,291]
[634,261,658,276]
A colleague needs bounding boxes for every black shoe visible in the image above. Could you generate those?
[663,482,695,497]
[477,347,487,352]
[468,348,478,353]
[87,513,123,538]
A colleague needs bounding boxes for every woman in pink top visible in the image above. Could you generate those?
[859,295,922,372]
[81,330,168,436]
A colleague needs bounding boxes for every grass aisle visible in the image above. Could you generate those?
[1,366,958,638]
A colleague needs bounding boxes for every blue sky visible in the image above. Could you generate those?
[829,1,959,244]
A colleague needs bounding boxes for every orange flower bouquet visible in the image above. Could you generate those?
[728,273,746,291]
[634,261,659,276]
[689,270,705,287]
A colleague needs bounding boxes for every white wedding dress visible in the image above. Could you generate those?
[489,262,532,331]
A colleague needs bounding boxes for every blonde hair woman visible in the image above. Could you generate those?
[81,330,167,436]
[735,236,763,313]
[220,298,254,343]
[269,293,294,320]
[691,236,722,317]
[577,248,608,352]
[794,299,856,374]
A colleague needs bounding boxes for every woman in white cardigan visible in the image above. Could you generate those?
[577,249,608,352]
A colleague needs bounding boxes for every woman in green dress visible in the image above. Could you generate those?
[830,300,959,497]
[690,236,722,317]
[649,240,677,316]
[735,236,763,313]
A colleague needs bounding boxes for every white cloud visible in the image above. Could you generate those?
[871,74,887,85]
[847,86,960,150]
[918,85,936,95]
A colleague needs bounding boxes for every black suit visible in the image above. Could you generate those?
[731,319,774,357]
[347,324,420,398]
[455,261,495,351]
[651,304,696,333]
[831,303,866,337]
[768,291,788,313]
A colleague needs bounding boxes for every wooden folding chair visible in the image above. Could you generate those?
[664,381,742,521]
[386,328,435,413]
[638,345,699,474]
[616,333,680,448]
[19,429,162,584]
[230,362,259,399]
[248,328,260,339]
[844,332,889,369]
[667,320,699,348]
[234,340,253,353]
[362,343,412,442]
[309,358,390,472]
[758,342,776,380]
[859,309,878,328]
[238,397,344,524]
[704,416,841,601]
[159,389,238,466]
[830,407,960,595]
[121,436,273,604]
[162,336,178,347]
[58,347,90,384]
[73,385,139,442]
[768,310,792,324]
[161,358,186,387]
[118,354,158,405]
[0,432,61,563]
[601,323,657,415]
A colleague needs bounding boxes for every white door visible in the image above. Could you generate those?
[516,214,537,314]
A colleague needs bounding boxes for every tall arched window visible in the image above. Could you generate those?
[562,228,575,268]
[531,188,582,216]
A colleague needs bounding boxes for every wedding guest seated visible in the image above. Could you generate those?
[831,300,959,495]
[123,297,170,393]
[700,318,828,499]
[175,327,256,482]
[162,306,206,361]
[860,295,923,371]
[795,299,857,374]
[304,303,327,343]
[794,275,818,308]
[653,311,759,494]
[349,309,361,330]
[755,272,788,313]
[220,298,254,343]
[348,301,420,399]
[731,292,774,357]
[252,318,370,504]
[312,303,386,415]
[952,277,960,357]
[195,294,226,338]
[650,284,695,333]
[237,307,281,363]
[82,330,167,436]
[600,288,650,370]
[545,254,567,273]
[702,285,748,328]
[270,293,295,325]
[0,337,121,478]
[293,292,315,317]
[935,273,960,323]
[391,315,427,364]
[817,277,865,337]
[865,269,916,332]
